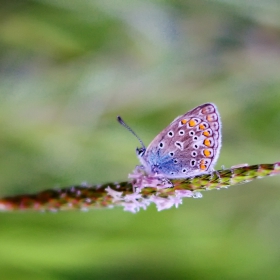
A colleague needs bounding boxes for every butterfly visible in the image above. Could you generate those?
[118,103,222,179]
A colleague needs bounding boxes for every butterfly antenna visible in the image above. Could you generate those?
[117,116,146,149]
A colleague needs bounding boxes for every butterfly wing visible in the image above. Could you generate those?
[139,103,222,178]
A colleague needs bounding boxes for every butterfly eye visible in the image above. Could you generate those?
[159,142,164,149]
[168,131,174,137]
[169,152,174,157]
[190,159,196,167]
[189,131,195,136]
[179,130,185,136]
[191,151,197,157]
[136,147,145,157]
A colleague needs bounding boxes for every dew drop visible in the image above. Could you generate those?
[193,192,203,198]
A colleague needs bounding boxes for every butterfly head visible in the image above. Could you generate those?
[136,147,146,157]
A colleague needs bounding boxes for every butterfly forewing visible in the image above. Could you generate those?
[140,103,222,178]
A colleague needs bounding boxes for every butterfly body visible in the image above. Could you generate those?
[118,103,222,179]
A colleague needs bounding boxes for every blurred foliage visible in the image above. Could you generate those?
[0,0,280,279]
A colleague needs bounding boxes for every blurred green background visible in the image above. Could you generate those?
[0,0,280,279]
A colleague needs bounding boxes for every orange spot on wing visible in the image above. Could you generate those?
[181,119,187,124]
[203,149,211,157]
[189,119,196,127]
[200,160,207,170]
[199,123,206,130]
[207,114,217,122]
[203,130,210,137]
[204,139,212,147]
